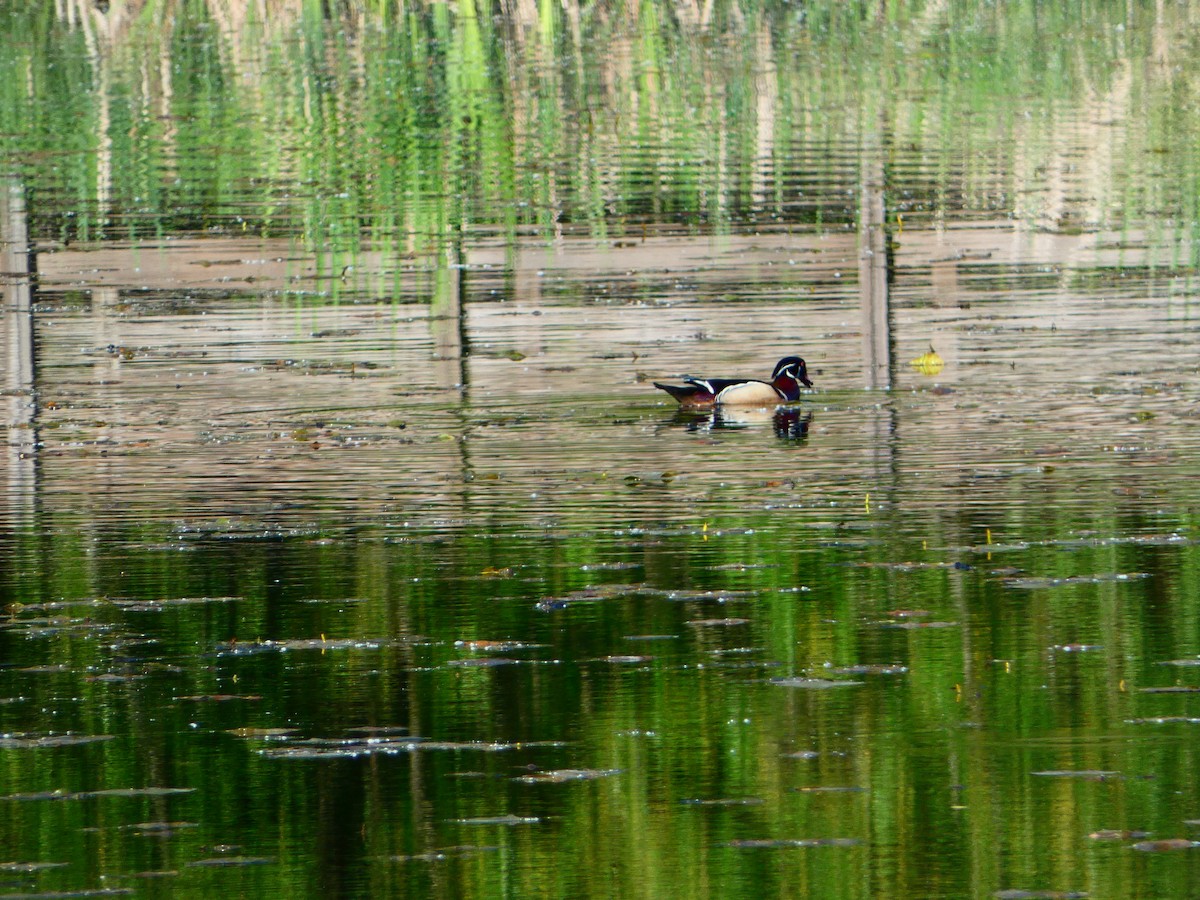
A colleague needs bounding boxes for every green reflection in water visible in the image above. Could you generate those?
[2,0,1198,261]
[0,509,1199,896]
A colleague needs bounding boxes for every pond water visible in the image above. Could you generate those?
[5,2,1200,898]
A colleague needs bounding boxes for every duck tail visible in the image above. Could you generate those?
[653,382,701,404]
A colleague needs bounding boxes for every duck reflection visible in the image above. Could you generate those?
[671,407,811,442]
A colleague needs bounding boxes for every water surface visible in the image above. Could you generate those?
[4,3,1200,898]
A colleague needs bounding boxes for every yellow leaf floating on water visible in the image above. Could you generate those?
[909,347,945,376]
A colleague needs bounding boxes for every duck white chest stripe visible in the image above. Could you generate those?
[714,381,784,405]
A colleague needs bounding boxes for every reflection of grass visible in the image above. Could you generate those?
[0,503,1185,896]
[0,1,1196,258]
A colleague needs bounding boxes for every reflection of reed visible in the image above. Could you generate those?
[36,0,1191,260]
[21,0,1200,330]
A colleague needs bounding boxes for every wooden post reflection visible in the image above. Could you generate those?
[430,239,467,394]
[2,175,37,516]
[859,147,892,389]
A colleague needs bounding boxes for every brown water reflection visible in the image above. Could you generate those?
[8,222,1197,534]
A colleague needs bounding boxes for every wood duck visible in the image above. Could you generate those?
[653,356,813,407]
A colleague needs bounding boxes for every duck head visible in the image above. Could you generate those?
[771,357,813,398]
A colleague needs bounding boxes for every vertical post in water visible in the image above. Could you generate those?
[2,174,37,515]
[430,231,467,394]
[859,133,892,390]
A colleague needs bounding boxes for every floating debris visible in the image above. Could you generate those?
[994,891,1089,899]
[793,786,867,794]
[257,736,559,760]
[1088,829,1151,841]
[664,589,755,603]
[679,797,764,807]
[177,694,263,703]
[276,637,386,652]
[1031,771,1121,781]
[854,560,965,572]
[771,678,863,689]
[1039,533,1189,550]
[0,861,70,872]
[535,584,646,612]
[478,567,514,577]
[589,655,653,665]
[389,845,499,863]
[258,743,414,760]
[512,769,621,784]
[687,618,750,628]
[623,634,678,642]
[1131,838,1199,852]
[122,822,200,834]
[449,815,541,826]
[119,870,181,879]
[909,348,944,376]
[226,728,300,739]
[215,637,389,655]
[720,837,860,849]
[447,657,524,668]
[0,889,136,897]
[1004,573,1149,590]
[207,642,276,658]
[91,787,196,798]
[185,856,273,867]
[85,673,146,684]
[711,659,782,672]
[1139,686,1200,694]
[822,664,907,676]
[2,787,194,802]
[453,640,545,652]
[1125,717,1200,725]
[0,734,113,750]
[112,596,241,609]
[872,620,959,630]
